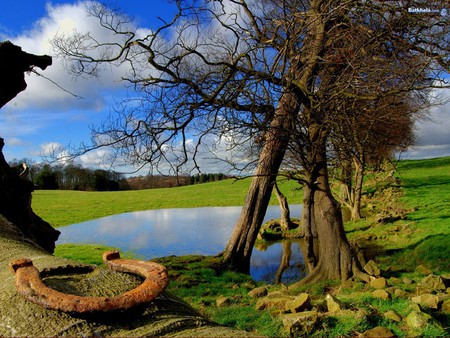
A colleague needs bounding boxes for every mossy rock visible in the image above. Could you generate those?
[258,218,300,241]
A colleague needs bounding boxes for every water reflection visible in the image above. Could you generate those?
[252,239,309,283]
[58,205,305,283]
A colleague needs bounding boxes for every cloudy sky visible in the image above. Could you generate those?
[0,0,449,173]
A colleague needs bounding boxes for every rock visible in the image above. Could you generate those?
[406,310,432,329]
[388,277,401,285]
[325,294,344,313]
[386,286,399,294]
[412,294,441,309]
[285,293,311,313]
[269,309,285,318]
[441,299,450,313]
[415,265,433,275]
[360,326,395,337]
[383,310,402,322]
[408,303,422,312]
[243,280,257,289]
[216,296,231,308]
[364,260,381,277]
[256,296,293,311]
[370,277,387,289]
[420,274,449,291]
[281,311,319,336]
[394,288,409,298]
[372,289,391,300]
[403,277,414,285]
[266,291,288,298]
[248,286,268,298]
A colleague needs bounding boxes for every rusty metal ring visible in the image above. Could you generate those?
[9,250,169,314]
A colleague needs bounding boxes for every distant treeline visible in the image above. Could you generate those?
[127,172,228,190]
[8,160,229,191]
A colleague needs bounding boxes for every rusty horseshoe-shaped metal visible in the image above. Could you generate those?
[9,250,169,314]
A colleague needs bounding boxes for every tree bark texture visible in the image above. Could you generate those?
[0,41,58,252]
[295,145,367,285]
[0,141,60,252]
[274,182,294,231]
[300,183,319,271]
[350,157,364,220]
[222,91,300,273]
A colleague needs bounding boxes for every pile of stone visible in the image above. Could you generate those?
[237,260,450,337]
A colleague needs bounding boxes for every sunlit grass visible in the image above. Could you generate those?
[37,157,450,337]
[54,243,138,265]
[32,178,301,227]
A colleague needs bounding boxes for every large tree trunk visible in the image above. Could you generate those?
[222,91,300,273]
[222,0,329,274]
[294,145,368,285]
[0,141,60,252]
[298,181,318,271]
[0,41,58,252]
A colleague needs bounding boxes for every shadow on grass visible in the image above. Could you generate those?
[397,157,450,170]
[401,175,450,189]
[361,234,450,273]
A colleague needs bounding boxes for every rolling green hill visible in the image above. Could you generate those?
[32,177,301,227]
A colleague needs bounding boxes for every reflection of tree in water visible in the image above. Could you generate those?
[276,240,293,284]
[275,239,319,284]
[254,239,311,284]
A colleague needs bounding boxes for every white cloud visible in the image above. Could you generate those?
[0,1,158,167]
[78,148,113,168]
[6,137,26,147]
[2,1,142,112]
[403,87,450,159]
[39,141,67,160]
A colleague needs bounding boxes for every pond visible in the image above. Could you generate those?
[58,205,308,284]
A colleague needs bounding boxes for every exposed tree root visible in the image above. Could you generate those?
[290,254,370,289]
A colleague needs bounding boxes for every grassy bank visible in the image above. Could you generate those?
[33,157,450,336]
[32,177,300,227]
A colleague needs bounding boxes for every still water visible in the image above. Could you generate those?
[58,205,307,283]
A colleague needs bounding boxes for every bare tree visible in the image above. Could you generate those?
[331,92,427,220]
[53,0,449,280]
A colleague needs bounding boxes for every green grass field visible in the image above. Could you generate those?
[387,157,450,271]
[32,177,301,227]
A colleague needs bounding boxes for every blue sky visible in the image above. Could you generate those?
[0,1,449,173]
[0,0,180,171]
